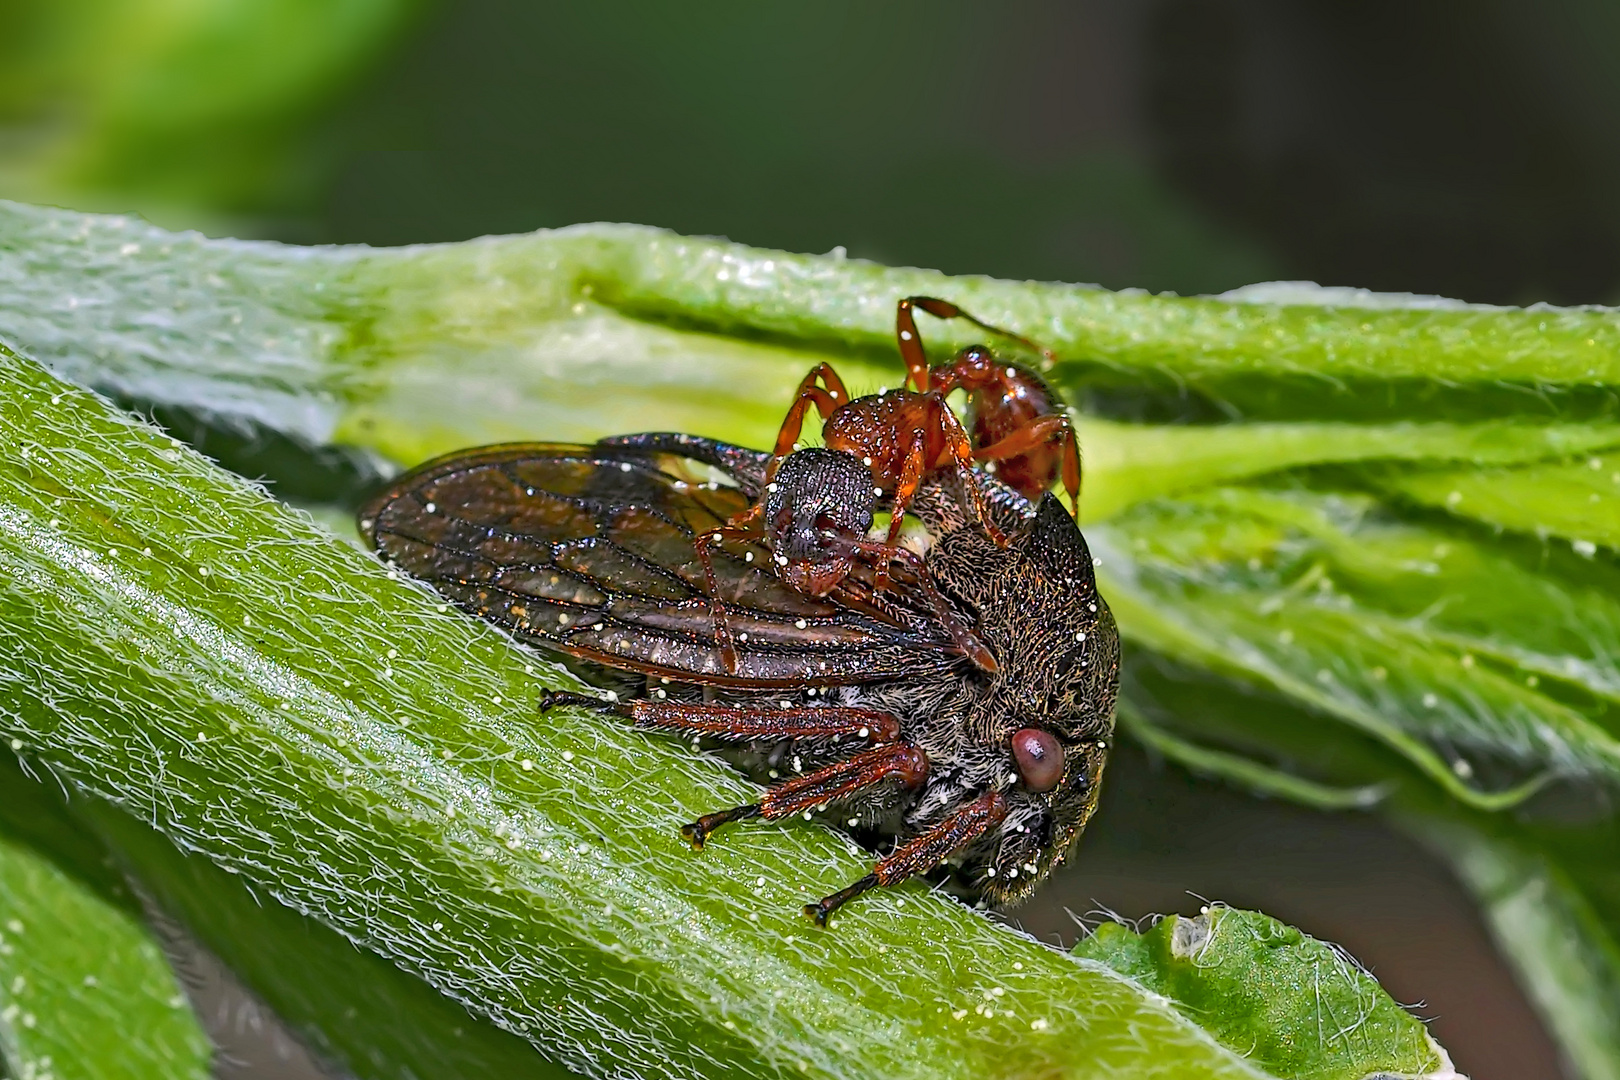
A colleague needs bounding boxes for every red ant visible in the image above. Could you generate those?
[694,298,1076,675]
[896,296,1080,512]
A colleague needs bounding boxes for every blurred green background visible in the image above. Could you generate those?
[7,2,1620,1078]
[12,0,1620,304]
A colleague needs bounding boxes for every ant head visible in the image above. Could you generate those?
[931,344,998,392]
[762,449,877,596]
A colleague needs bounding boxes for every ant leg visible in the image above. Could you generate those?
[898,296,1058,391]
[769,362,851,463]
[539,690,903,745]
[799,361,851,408]
[972,413,1082,515]
[806,789,1008,926]
[872,429,930,589]
[683,741,930,848]
[770,385,842,462]
[842,539,997,673]
[693,515,762,674]
[934,405,1011,548]
[896,298,934,392]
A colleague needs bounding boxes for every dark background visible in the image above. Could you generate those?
[313,0,1620,307]
[12,2,1617,1077]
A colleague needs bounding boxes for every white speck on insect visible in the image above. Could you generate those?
[857,726,869,738]
[425,502,437,513]
[766,483,778,493]
[562,750,575,762]
[198,566,209,576]
[862,456,873,466]
[1075,631,1086,642]
[900,330,912,340]
[576,843,590,855]
[619,462,633,472]
[873,487,883,496]
[1013,962,1023,971]
[9,739,22,751]
[744,550,754,562]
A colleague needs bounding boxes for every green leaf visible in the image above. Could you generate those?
[1401,812,1620,1080]
[1074,906,1455,1080]
[1118,650,1620,1080]
[1092,486,1620,801]
[1378,457,1620,554]
[1084,418,1620,521]
[0,827,211,1080]
[0,745,570,1080]
[13,198,1620,1075]
[0,338,1450,1079]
